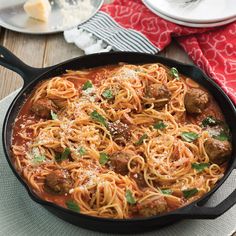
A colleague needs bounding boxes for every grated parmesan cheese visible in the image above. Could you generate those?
[81,87,95,96]
[69,188,74,194]
[112,68,138,81]
[54,0,95,30]
[81,86,97,103]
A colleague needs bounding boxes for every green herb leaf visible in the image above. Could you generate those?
[203,118,231,141]
[61,147,71,160]
[99,152,110,165]
[213,132,229,141]
[153,121,167,130]
[55,153,61,162]
[135,133,148,146]
[202,116,218,127]
[181,132,199,142]
[90,110,107,127]
[182,188,198,199]
[125,189,136,205]
[55,148,70,161]
[32,155,45,163]
[102,89,114,100]
[170,67,179,80]
[161,189,172,195]
[82,80,93,90]
[51,110,58,120]
[78,146,86,156]
[66,200,80,212]
[192,163,210,172]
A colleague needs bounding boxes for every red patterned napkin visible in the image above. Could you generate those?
[101,0,236,104]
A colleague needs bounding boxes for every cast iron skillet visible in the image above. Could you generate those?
[0,45,236,233]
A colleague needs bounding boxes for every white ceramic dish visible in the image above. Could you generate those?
[144,0,236,23]
[0,0,104,34]
[143,0,236,28]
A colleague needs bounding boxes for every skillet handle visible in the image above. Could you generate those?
[178,169,236,219]
[0,46,51,87]
[183,189,236,219]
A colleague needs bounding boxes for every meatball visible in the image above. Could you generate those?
[184,88,209,114]
[31,98,58,118]
[204,138,232,164]
[130,172,148,189]
[45,169,72,194]
[147,84,171,109]
[109,152,131,175]
[107,120,131,145]
[137,197,167,217]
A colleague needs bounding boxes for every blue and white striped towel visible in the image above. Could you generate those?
[64,12,159,54]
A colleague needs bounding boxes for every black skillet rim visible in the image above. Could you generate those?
[2,51,236,223]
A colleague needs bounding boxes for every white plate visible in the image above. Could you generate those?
[144,0,236,23]
[0,0,104,34]
[143,0,236,28]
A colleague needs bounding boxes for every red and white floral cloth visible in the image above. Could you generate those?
[101,0,236,104]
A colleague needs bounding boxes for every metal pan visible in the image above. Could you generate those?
[0,45,236,233]
[0,0,103,34]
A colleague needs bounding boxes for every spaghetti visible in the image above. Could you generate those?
[12,63,232,219]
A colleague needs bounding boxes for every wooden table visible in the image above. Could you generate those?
[0,29,192,100]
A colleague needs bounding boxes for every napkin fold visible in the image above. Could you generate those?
[64,12,158,54]
[64,0,236,104]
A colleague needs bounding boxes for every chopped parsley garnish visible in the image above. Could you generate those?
[161,189,172,195]
[99,152,109,165]
[78,146,86,156]
[213,131,230,141]
[201,117,231,141]
[181,132,199,142]
[66,200,80,212]
[61,147,71,160]
[51,110,58,120]
[102,89,114,100]
[202,116,218,127]
[32,155,45,164]
[82,80,93,90]
[135,133,148,146]
[55,153,61,162]
[192,163,210,172]
[90,110,107,127]
[153,121,167,130]
[182,188,198,199]
[55,148,70,161]
[125,190,136,205]
[170,67,179,80]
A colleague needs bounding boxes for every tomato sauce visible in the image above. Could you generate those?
[11,65,229,214]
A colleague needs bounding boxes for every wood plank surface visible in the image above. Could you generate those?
[0,30,46,99]
[43,33,84,67]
